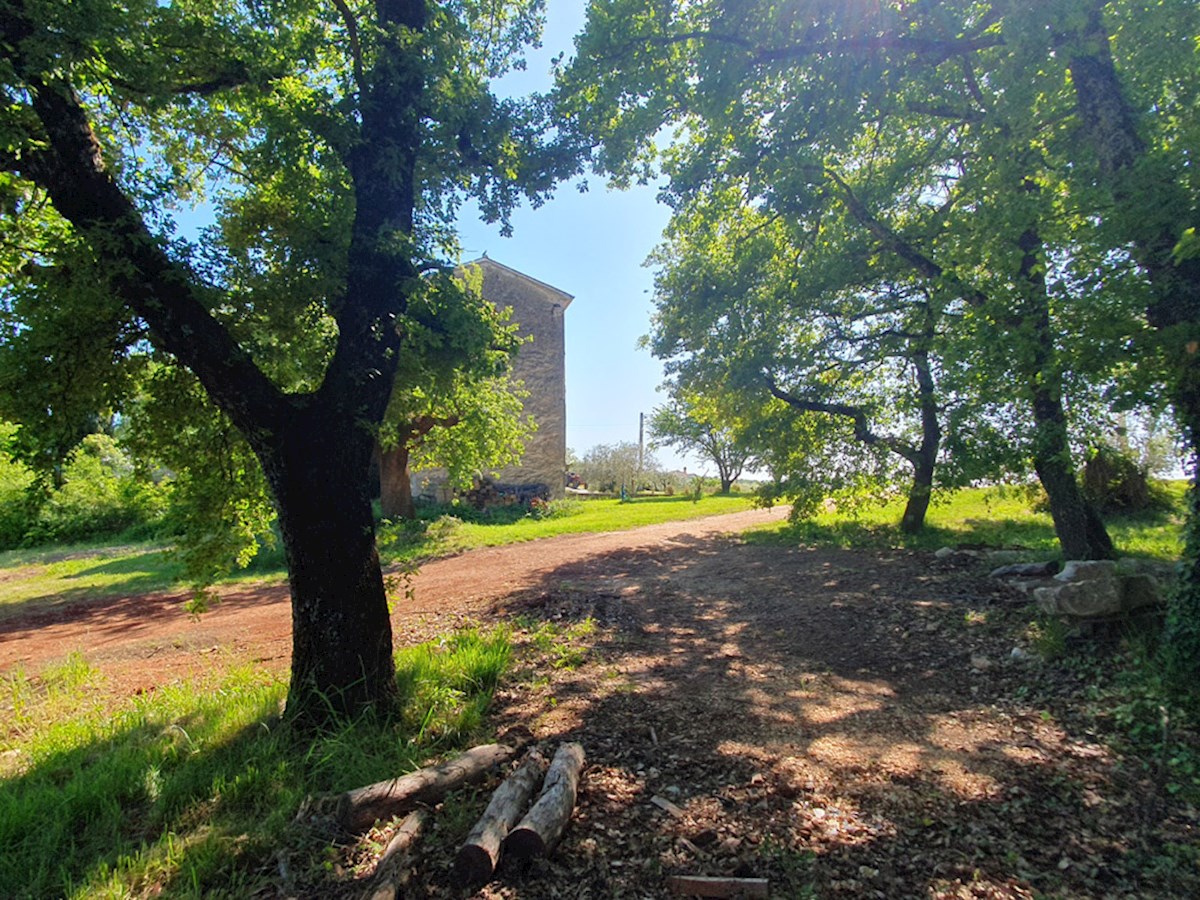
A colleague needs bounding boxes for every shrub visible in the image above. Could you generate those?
[0,425,36,549]
[22,434,172,545]
[1083,445,1171,514]
[529,497,582,519]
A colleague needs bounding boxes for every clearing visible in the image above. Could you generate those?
[2,506,1197,897]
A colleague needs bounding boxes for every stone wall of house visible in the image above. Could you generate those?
[474,258,571,499]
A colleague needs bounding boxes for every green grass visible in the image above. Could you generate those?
[745,483,1185,562]
[0,629,512,899]
[378,493,757,564]
[0,543,183,620]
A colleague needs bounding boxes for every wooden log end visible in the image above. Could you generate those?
[501,824,547,860]
[452,843,496,886]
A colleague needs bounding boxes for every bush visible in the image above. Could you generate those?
[528,497,582,519]
[1083,445,1171,514]
[0,425,36,549]
[21,434,172,546]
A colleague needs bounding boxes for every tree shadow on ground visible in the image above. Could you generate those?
[466,533,1198,899]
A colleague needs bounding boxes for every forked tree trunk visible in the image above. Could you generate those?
[380,443,416,520]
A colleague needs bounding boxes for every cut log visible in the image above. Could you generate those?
[503,742,585,859]
[453,749,548,885]
[666,875,770,898]
[336,742,519,833]
[363,809,426,900]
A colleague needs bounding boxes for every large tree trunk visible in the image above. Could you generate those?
[379,443,416,520]
[5,0,427,730]
[899,334,941,535]
[1016,220,1114,561]
[267,412,398,726]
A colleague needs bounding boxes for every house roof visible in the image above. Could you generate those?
[464,255,574,308]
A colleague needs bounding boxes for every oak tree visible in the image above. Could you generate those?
[0,0,576,726]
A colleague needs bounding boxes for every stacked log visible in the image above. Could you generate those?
[504,742,587,859]
[453,750,548,884]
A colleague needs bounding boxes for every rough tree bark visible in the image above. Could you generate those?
[454,749,548,884]
[503,742,586,859]
[380,443,416,521]
[335,742,521,833]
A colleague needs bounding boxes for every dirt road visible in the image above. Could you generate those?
[0,506,790,692]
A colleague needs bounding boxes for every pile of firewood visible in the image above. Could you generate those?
[297,738,586,899]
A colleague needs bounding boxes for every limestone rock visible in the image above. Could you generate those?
[1035,560,1122,618]
[987,550,1025,565]
[1034,559,1166,619]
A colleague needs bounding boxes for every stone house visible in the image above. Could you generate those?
[469,257,572,498]
[379,256,572,512]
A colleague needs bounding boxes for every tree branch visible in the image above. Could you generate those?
[823,168,989,308]
[331,0,367,96]
[764,372,920,466]
[19,74,286,442]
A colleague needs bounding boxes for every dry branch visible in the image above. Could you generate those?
[454,749,548,885]
[503,742,586,859]
[666,875,770,898]
[336,742,519,833]
[363,809,426,900]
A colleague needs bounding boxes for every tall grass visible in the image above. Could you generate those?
[0,630,512,899]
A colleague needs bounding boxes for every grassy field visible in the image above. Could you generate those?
[745,483,1186,562]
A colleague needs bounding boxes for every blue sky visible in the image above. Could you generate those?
[456,1,693,471]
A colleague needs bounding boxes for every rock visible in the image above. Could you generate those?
[1121,573,1164,612]
[1035,579,1122,618]
[1034,559,1166,619]
[990,560,1059,579]
[934,547,956,560]
[987,550,1025,565]
[970,654,992,671]
[1010,647,1031,661]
